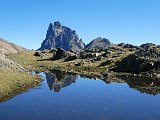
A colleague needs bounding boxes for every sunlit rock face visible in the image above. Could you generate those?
[39,21,85,52]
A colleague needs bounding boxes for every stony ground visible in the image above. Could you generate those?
[0,39,41,102]
[8,43,160,80]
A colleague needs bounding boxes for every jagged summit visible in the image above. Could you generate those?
[39,21,85,52]
[53,21,62,28]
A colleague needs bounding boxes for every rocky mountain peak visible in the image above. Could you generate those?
[54,21,62,29]
[85,37,112,49]
[39,21,85,51]
[48,23,54,30]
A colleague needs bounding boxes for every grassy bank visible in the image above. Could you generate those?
[8,51,130,80]
[0,69,42,102]
[8,51,115,72]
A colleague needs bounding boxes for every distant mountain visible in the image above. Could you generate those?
[39,21,85,52]
[85,37,112,49]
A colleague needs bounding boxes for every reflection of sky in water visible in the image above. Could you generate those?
[0,71,160,120]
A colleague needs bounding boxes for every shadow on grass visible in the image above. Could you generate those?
[36,58,52,61]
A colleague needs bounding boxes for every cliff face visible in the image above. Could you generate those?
[39,21,85,52]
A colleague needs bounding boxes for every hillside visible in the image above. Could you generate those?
[0,38,41,102]
[0,38,26,71]
[0,38,25,54]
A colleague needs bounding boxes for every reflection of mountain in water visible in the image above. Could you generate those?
[45,70,160,95]
[127,77,160,95]
[45,71,77,92]
[116,75,160,95]
[80,73,160,95]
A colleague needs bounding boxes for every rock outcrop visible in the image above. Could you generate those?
[140,43,156,49]
[53,48,77,60]
[85,37,112,49]
[112,44,160,73]
[39,21,85,52]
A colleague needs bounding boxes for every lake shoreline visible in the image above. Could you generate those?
[0,70,43,102]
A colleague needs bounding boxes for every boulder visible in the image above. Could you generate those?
[34,51,43,57]
[53,48,77,60]
[140,43,156,49]
[53,48,70,60]
[112,54,160,73]
[75,59,85,66]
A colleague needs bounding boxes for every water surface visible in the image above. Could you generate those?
[0,71,160,120]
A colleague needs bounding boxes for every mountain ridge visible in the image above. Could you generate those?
[39,21,160,52]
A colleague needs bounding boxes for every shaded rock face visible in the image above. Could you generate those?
[140,43,156,49]
[53,48,76,60]
[117,43,140,49]
[113,46,160,73]
[53,48,68,60]
[39,21,85,52]
[113,55,152,73]
[85,37,112,49]
[34,51,43,57]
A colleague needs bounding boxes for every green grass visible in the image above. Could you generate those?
[0,69,42,102]
[7,50,127,77]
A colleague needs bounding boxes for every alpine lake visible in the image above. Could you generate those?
[0,70,160,120]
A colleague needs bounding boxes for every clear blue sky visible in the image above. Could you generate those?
[0,0,159,49]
